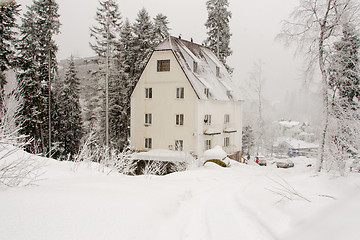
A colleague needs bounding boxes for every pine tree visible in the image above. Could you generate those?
[90,0,122,58]
[90,0,122,148]
[329,24,360,108]
[120,19,135,80]
[132,8,155,80]
[83,71,101,134]
[16,0,60,155]
[0,0,20,101]
[205,0,232,73]
[242,125,254,155]
[110,18,136,150]
[328,24,360,161]
[153,13,170,46]
[53,57,83,160]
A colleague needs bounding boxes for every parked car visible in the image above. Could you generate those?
[256,156,267,166]
[276,160,294,168]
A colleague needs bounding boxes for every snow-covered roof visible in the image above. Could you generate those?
[278,120,300,129]
[274,137,318,150]
[299,132,314,137]
[204,128,222,135]
[156,36,242,102]
[133,149,194,163]
[223,127,237,133]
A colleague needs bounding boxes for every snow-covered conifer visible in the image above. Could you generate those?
[16,0,60,155]
[106,18,135,151]
[204,0,232,73]
[329,24,360,108]
[0,0,19,102]
[327,24,360,168]
[153,13,170,46]
[90,0,122,58]
[90,0,122,148]
[132,8,156,80]
[53,57,82,160]
[242,125,254,155]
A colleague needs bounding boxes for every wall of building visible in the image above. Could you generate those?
[131,50,198,152]
[194,100,243,156]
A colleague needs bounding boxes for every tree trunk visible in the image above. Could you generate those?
[317,25,330,172]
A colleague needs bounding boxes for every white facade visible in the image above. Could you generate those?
[130,37,243,157]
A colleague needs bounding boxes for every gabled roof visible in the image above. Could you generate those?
[156,36,242,102]
[274,137,319,150]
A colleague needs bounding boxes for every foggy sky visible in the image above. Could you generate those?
[16,0,304,102]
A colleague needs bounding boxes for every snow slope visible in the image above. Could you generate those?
[1,151,360,240]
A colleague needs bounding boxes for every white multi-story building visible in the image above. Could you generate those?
[130,36,243,157]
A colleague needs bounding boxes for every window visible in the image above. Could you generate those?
[176,114,184,126]
[204,114,211,125]
[193,61,198,73]
[205,140,212,150]
[175,140,183,151]
[224,114,230,124]
[176,87,184,99]
[226,90,232,99]
[145,138,152,149]
[145,113,152,125]
[224,137,230,147]
[157,59,170,72]
[204,88,210,98]
[145,88,152,99]
[216,66,220,77]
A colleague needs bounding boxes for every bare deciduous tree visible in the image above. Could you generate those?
[278,0,360,171]
[247,60,265,155]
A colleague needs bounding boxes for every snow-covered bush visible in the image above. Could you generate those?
[141,160,167,175]
[105,146,137,175]
[203,146,230,167]
[0,85,43,187]
[73,132,137,175]
[203,159,227,167]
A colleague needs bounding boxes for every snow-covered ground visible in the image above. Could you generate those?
[1,150,360,240]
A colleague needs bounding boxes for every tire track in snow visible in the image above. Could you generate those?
[233,194,279,240]
[159,186,278,240]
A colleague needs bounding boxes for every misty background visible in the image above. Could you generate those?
[16,0,321,124]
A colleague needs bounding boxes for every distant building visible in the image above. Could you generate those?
[130,36,243,157]
[278,120,316,142]
[274,137,318,157]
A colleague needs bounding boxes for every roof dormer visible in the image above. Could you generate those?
[193,61,198,73]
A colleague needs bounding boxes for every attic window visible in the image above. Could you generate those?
[204,88,210,98]
[216,66,220,77]
[157,60,170,72]
[193,61,198,73]
[226,90,232,100]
